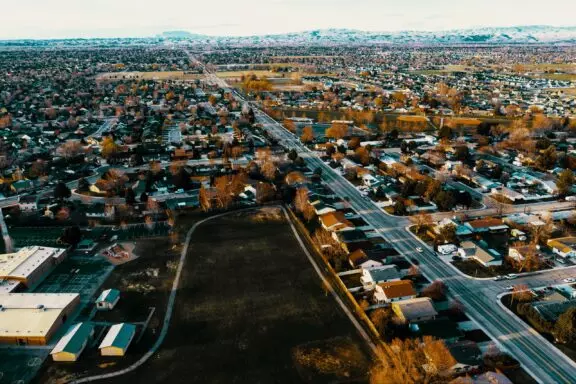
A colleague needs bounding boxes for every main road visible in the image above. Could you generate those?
[253,108,576,384]
[186,49,576,383]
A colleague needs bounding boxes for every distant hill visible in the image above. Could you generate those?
[162,26,576,45]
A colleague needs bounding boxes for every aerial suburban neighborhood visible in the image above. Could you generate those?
[1,2,576,383]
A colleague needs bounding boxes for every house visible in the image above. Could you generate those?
[458,241,503,267]
[348,249,383,269]
[360,265,400,288]
[335,229,368,253]
[99,323,136,356]
[96,289,120,310]
[77,239,97,253]
[464,218,508,234]
[392,297,438,323]
[547,237,576,259]
[445,341,483,374]
[10,179,35,194]
[556,284,576,300]
[411,318,464,343]
[165,196,199,211]
[18,195,37,212]
[310,200,336,216]
[471,372,513,384]
[373,280,417,304]
[51,322,94,362]
[318,211,354,232]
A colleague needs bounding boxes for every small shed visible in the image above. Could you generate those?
[99,323,136,356]
[95,289,120,310]
[50,322,94,362]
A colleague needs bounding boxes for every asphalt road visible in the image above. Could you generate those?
[184,50,576,383]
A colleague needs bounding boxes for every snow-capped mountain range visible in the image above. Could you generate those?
[162,26,576,45]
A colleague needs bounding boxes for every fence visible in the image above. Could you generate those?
[286,207,385,351]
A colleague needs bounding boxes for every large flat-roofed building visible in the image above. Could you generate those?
[0,293,80,345]
[0,246,67,288]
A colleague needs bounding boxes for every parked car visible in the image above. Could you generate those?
[506,274,518,280]
[494,275,505,281]
[562,278,575,283]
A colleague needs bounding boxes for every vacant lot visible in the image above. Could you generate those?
[107,208,369,384]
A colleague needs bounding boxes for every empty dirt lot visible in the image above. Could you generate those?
[108,208,370,384]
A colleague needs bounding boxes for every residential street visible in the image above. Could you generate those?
[252,107,576,384]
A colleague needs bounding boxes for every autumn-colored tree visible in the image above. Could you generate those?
[554,307,576,344]
[57,140,85,159]
[283,119,296,133]
[213,176,233,209]
[370,337,454,384]
[511,284,532,304]
[285,171,306,186]
[530,220,553,245]
[370,307,394,335]
[557,169,575,196]
[312,227,347,269]
[261,160,277,181]
[355,147,370,165]
[325,122,348,140]
[509,244,541,273]
[410,213,434,234]
[300,126,315,143]
[199,185,211,212]
[101,136,119,160]
[231,146,243,159]
[256,182,275,203]
[422,280,447,301]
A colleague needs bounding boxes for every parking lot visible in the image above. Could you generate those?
[0,348,49,384]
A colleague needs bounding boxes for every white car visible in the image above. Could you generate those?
[505,285,515,291]
[416,247,423,253]
[506,274,518,280]
[563,278,576,283]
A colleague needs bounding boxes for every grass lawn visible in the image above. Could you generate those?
[98,208,370,384]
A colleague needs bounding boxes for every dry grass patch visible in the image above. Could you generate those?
[293,337,370,382]
[451,117,482,126]
[397,115,428,123]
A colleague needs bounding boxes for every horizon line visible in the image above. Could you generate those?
[2,24,576,42]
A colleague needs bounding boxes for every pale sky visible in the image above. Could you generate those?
[2,0,575,39]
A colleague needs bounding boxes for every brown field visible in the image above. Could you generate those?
[96,71,202,81]
[410,64,473,75]
[397,115,429,122]
[546,87,576,96]
[538,73,576,81]
[450,117,482,126]
[273,55,344,59]
[521,63,576,71]
[216,70,284,79]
